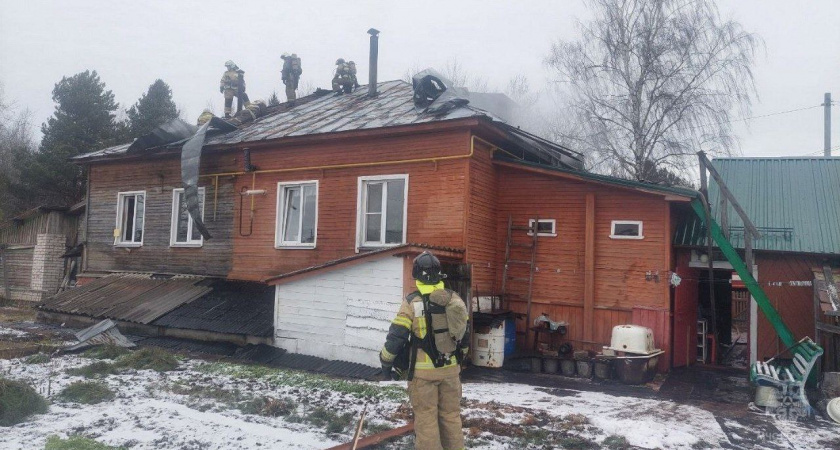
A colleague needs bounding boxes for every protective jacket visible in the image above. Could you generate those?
[282,57,302,83]
[380,282,467,380]
[220,69,240,92]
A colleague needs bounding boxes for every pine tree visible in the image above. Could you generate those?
[267,91,281,107]
[15,70,125,206]
[127,79,180,137]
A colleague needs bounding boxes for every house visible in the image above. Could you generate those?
[672,157,840,370]
[39,76,709,370]
[0,203,85,301]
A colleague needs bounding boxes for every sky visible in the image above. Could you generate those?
[1,0,838,158]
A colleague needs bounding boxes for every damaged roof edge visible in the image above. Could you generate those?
[264,244,465,285]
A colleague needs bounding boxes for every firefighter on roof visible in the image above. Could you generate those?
[380,251,468,450]
[219,60,249,117]
[332,58,356,94]
[281,53,302,102]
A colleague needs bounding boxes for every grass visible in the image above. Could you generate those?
[66,362,118,378]
[44,435,120,450]
[239,396,296,417]
[57,381,115,405]
[113,347,178,372]
[291,406,355,435]
[0,377,49,426]
[25,353,51,364]
[82,345,131,360]
[196,362,405,401]
[603,435,630,449]
[168,382,298,417]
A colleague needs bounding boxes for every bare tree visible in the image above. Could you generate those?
[0,84,35,218]
[546,0,761,182]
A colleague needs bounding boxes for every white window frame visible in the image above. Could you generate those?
[275,180,319,249]
[528,219,557,237]
[356,174,409,251]
[114,190,146,247]
[610,220,644,240]
[170,187,206,248]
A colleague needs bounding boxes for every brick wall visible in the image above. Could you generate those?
[29,233,66,300]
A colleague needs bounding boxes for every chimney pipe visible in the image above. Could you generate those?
[368,28,380,97]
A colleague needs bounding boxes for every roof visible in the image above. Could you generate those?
[264,243,465,285]
[494,157,699,199]
[706,157,840,254]
[40,273,211,324]
[152,279,273,336]
[74,80,580,168]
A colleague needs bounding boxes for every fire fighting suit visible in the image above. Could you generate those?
[281,55,302,101]
[380,281,467,450]
[220,68,240,117]
[332,62,355,94]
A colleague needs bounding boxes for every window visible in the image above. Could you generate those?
[528,219,556,237]
[170,188,205,247]
[115,191,145,246]
[610,220,644,239]
[357,175,408,249]
[276,181,318,248]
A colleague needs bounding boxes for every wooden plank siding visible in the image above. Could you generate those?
[485,164,674,360]
[465,141,499,295]
[0,210,78,246]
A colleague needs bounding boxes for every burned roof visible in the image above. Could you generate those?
[73,80,582,169]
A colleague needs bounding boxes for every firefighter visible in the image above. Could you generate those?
[331,58,355,94]
[219,60,240,118]
[380,251,468,450]
[281,53,302,102]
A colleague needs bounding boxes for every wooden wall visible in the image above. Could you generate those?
[84,129,471,281]
[227,130,470,281]
[486,164,674,359]
[465,142,499,294]
[0,210,79,246]
[85,158,235,277]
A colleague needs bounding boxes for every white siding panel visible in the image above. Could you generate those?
[274,255,404,366]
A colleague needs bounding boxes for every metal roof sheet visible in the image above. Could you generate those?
[41,273,210,324]
[707,157,840,255]
[73,80,581,169]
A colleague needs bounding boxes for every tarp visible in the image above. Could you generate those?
[180,122,212,239]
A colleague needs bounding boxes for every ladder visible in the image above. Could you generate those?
[501,215,539,345]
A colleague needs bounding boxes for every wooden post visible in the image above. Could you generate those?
[584,193,595,342]
[697,154,717,357]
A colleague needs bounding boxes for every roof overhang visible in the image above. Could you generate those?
[264,244,465,286]
[493,158,697,201]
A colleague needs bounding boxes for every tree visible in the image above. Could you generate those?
[127,79,179,137]
[16,70,125,207]
[0,84,35,219]
[267,91,281,107]
[546,0,760,182]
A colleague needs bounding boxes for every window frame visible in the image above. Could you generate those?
[170,187,206,248]
[355,174,409,251]
[114,190,146,247]
[275,180,319,249]
[610,220,644,240]
[528,219,557,237]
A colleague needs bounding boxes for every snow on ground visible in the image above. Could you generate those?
[0,325,29,337]
[1,325,839,449]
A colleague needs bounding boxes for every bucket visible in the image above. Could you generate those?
[473,329,505,368]
[543,358,559,374]
[593,358,613,380]
[530,357,542,373]
[560,359,576,377]
[755,386,781,408]
[576,360,593,378]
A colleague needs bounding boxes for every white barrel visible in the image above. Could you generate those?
[473,329,505,368]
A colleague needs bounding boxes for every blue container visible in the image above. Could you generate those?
[504,317,516,356]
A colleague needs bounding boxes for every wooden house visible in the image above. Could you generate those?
[46,80,702,369]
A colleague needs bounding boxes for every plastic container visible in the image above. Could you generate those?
[754,386,780,408]
[593,357,613,379]
[560,359,576,377]
[607,325,657,355]
[504,317,516,356]
[543,358,559,374]
[576,360,593,378]
[473,328,505,368]
[613,351,663,384]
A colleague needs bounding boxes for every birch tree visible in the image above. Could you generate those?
[546,0,760,182]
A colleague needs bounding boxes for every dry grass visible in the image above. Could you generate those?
[0,377,49,426]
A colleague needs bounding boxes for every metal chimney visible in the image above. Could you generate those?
[367,28,380,97]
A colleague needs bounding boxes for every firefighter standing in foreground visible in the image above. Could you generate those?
[219,60,242,118]
[380,251,468,450]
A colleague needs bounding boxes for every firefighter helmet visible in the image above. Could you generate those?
[336,58,345,65]
[413,251,444,284]
[225,60,236,69]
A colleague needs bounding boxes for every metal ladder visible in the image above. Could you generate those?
[501,216,539,344]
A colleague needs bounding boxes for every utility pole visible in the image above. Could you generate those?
[825,92,832,156]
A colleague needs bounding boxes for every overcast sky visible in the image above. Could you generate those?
[1,0,838,157]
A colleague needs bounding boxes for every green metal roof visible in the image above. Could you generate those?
[685,157,840,255]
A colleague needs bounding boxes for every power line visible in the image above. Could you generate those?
[686,104,823,132]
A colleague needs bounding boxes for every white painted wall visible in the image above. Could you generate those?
[274,256,404,367]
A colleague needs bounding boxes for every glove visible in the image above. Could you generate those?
[381,361,393,381]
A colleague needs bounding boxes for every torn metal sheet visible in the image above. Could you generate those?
[180,122,212,239]
[128,119,197,154]
[66,319,135,351]
[411,69,469,115]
